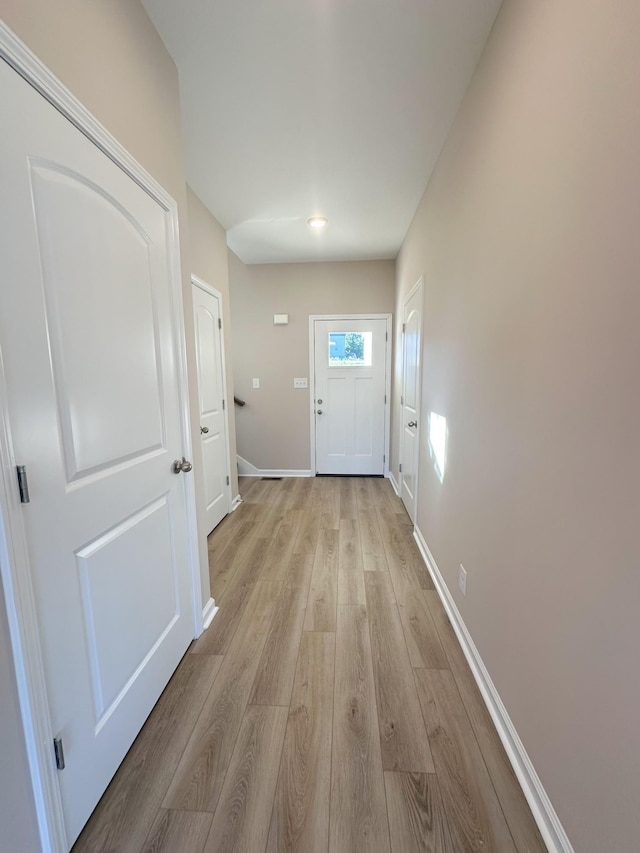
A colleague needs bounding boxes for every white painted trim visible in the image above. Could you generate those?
[191,275,234,519]
[387,469,400,496]
[398,276,424,523]
[237,455,311,478]
[0,22,202,852]
[201,598,219,630]
[230,495,243,512]
[308,314,392,476]
[413,525,574,853]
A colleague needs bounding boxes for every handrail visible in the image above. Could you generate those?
[234,396,246,407]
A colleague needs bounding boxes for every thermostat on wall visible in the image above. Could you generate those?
[273,313,289,325]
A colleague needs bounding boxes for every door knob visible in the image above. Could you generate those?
[201,426,209,434]
[317,409,323,415]
[317,398,323,404]
[407,420,417,428]
[172,457,193,474]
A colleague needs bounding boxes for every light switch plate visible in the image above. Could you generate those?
[274,313,289,325]
[252,378,260,389]
[293,377,308,389]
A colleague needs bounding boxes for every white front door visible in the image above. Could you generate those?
[192,280,230,533]
[0,59,195,846]
[400,280,423,521]
[313,318,388,475]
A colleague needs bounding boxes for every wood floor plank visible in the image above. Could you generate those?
[363,552,389,572]
[414,668,517,852]
[249,553,314,706]
[278,477,304,510]
[340,476,358,519]
[72,653,222,853]
[266,632,335,853]
[377,506,423,606]
[207,501,257,557]
[292,505,322,556]
[364,572,434,772]
[141,809,212,853]
[338,517,366,605]
[399,525,435,589]
[330,605,391,853]
[194,538,270,654]
[425,592,547,852]
[163,583,280,813]
[208,517,261,601]
[358,507,386,557]
[355,477,376,512]
[399,589,449,670]
[261,510,306,583]
[318,476,341,529]
[203,704,288,853]
[303,527,339,631]
[384,772,455,853]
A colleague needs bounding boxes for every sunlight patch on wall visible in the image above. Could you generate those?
[428,412,447,483]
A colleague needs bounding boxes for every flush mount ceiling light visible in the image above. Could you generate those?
[307,216,328,230]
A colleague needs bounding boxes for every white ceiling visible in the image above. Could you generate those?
[142,0,502,265]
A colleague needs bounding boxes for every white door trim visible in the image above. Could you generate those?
[191,275,233,518]
[308,314,392,477]
[399,276,424,522]
[0,22,202,853]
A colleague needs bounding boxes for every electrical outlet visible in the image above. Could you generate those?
[459,564,467,597]
[252,378,260,389]
[293,377,308,389]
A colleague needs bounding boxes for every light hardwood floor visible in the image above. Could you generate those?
[72,476,546,853]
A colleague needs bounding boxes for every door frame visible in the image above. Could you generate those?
[399,276,424,521]
[0,23,202,852]
[191,275,233,522]
[308,314,392,477]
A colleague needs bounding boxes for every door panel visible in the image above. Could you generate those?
[193,284,229,533]
[314,318,387,475]
[31,162,165,480]
[76,497,178,722]
[1,59,194,845]
[400,283,423,521]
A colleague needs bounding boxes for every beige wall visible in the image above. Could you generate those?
[229,256,395,471]
[187,187,239,501]
[0,1,212,843]
[392,1,640,849]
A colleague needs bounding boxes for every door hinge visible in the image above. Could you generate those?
[399,463,402,473]
[218,317,222,330]
[400,395,404,406]
[16,466,30,503]
[384,394,387,404]
[53,737,65,770]
[226,475,230,486]
[383,454,386,463]
[402,323,406,333]
[385,331,388,342]
[222,399,225,410]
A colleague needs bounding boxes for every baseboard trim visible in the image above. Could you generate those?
[237,454,311,478]
[201,598,218,631]
[230,494,243,512]
[413,525,574,853]
[388,470,400,496]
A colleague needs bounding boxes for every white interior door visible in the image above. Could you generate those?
[314,318,388,475]
[0,59,195,846]
[400,281,423,521]
[192,281,229,534]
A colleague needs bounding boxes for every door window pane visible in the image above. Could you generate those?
[328,332,372,366]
